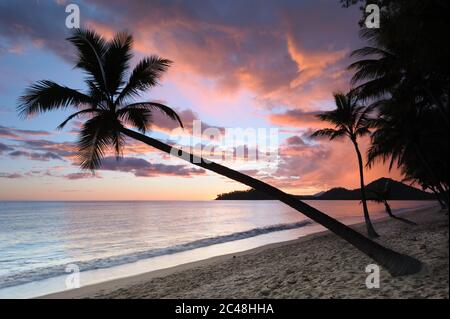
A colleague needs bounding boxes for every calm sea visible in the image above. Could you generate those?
[0,200,435,298]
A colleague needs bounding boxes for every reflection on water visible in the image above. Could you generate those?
[0,200,435,298]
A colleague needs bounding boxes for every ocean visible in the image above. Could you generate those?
[0,200,435,298]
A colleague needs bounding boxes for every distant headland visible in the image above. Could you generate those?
[215,178,435,201]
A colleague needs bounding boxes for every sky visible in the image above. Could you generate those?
[0,0,403,200]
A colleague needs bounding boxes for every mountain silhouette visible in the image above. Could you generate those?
[215,178,435,200]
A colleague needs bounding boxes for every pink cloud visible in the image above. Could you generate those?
[8,150,64,161]
[2,1,402,196]
[263,135,403,194]
[269,109,324,128]
[68,0,360,110]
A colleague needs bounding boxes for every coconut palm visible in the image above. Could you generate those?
[348,29,448,126]
[347,0,449,206]
[311,92,379,238]
[18,28,421,276]
[367,97,449,207]
[366,180,417,225]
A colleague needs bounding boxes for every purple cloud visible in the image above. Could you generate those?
[0,0,80,61]
[0,125,52,139]
[9,150,64,161]
[99,156,206,177]
[0,0,362,108]
[0,172,22,179]
[19,139,77,158]
[0,142,14,153]
[64,172,101,180]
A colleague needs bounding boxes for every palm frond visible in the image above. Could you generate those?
[310,128,346,140]
[355,126,371,137]
[115,56,172,104]
[77,114,119,170]
[104,32,133,97]
[333,93,348,111]
[122,102,183,128]
[350,46,392,58]
[57,108,101,130]
[18,80,92,117]
[67,28,108,93]
[358,27,381,45]
[351,78,394,100]
[86,80,108,109]
[349,59,393,85]
[316,111,344,128]
[117,107,153,133]
[354,106,373,132]
[366,133,403,170]
[111,129,125,159]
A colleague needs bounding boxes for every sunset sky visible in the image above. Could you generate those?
[0,0,403,200]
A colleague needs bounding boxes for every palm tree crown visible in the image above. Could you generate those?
[311,92,373,142]
[18,29,183,170]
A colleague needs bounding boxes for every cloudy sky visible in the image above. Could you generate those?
[0,0,402,200]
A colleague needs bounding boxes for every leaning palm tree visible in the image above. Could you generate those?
[366,181,417,225]
[18,29,421,276]
[311,92,379,238]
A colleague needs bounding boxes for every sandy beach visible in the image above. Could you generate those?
[43,206,448,299]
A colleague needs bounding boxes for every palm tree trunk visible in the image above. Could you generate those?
[120,127,422,276]
[384,201,393,217]
[352,139,379,238]
[430,186,447,209]
[384,201,417,226]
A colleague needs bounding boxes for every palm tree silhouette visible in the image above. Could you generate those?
[311,92,379,238]
[18,29,421,276]
[348,15,449,126]
[367,97,449,207]
[366,180,417,226]
[347,0,449,206]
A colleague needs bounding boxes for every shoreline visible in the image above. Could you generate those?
[41,229,331,299]
[41,204,448,299]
